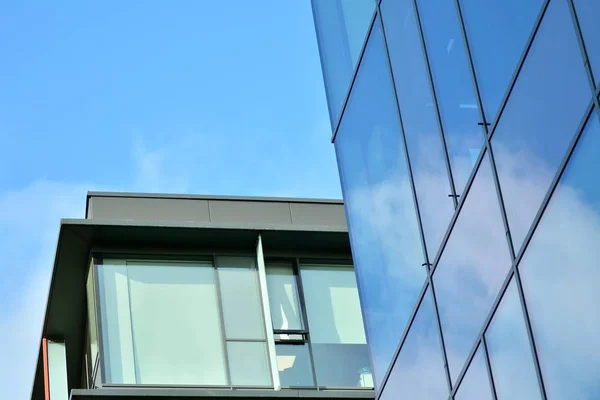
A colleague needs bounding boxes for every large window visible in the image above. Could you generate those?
[265,260,372,389]
[92,253,371,390]
[96,256,269,387]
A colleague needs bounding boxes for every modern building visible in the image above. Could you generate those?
[31,192,375,400]
[312,0,600,399]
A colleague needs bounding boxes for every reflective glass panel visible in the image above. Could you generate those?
[572,0,600,87]
[217,257,265,340]
[127,261,227,385]
[433,153,512,382]
[275,344,315,387]
[227,342,271,386]
[334,17,425,386]
[265,263,303,331]
[454,344,493,400]
[491,0,592,251]
[519,111,600,399]
[97,260,228,385]
[416,0,485,195]
[300,264,371,387]
[486,278,542,400]
[459,0,544,121]
[96,261,136,384]
[380,289,447,400]
[311,0,376,125]
[380,0,454,259]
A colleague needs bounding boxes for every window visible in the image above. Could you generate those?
[94,254,370,390]
[458,0,545,122]
[334,16,426,385]
[416,0,485,195]
[518,111,600,399]
[379,289,447,400]
[485,278,542,400]
[47,340,69,400]
[454,344,493,400]
[311,0,376,125]
[491,0,592,251]
[265,260,372,389]
[381,0,455,259]
[433,153,512,383]
[96,256,269,387]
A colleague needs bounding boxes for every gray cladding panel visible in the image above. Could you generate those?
[209,200,293,224]
[89,197,210,222]
[290,202,347,227]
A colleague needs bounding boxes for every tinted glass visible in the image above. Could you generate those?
[433,153,512,382]
[227,342,271,386]
[572,0,600,86]
[217,257,265,340]
[491,0,592,251]
[300,264,371,387]
[97,260,228,385]
[266,263,303,331]
[48,341,69,400]
[335,17,425,386]
[454,345,493,400]
[127,261,228,385]
[381,0,454,258]
[275,344,315,387]
[519,112,600,399]
[311,0,376,125]
[486,278,542,400]
[379,289,447,400]
[416,0,485,195]
[459,0,544,121]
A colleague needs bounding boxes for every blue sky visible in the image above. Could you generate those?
[0,2,340,397]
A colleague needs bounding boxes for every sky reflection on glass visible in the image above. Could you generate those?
[335,17,425,388]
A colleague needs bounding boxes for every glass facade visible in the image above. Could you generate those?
[312,0,600,398]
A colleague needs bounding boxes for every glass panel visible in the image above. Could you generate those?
[379,289,447,400]
[491,0,592,251]
[275,344,315,387]
[454,344,494,400]
[459,0,544,121]
[380,0,454,259]
[300,264,371,387]
[334,16,426,386]
[126,261,228,385]
[48,340,69,400]
[433,153,512,383]
[86,261,98,372]
[96,261,136,384]
[519,111,600,399]
[486,278,542,400]
[416,0,485,195]
[97,260,229,385]
[217,257,265,340]
[572,0,600,87]
[227,342,271,386]
[311,0,376,125]
[265,263,303,331]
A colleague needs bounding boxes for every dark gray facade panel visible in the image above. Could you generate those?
[89,197,211,223]
[290,203,347,227]
[209,200,293,225]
